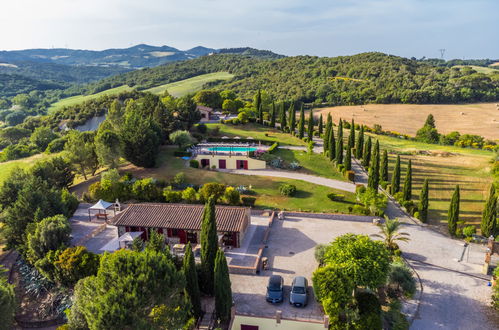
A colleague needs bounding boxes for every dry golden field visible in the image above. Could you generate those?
[316,103,499,140]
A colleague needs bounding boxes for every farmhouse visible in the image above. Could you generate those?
[195,154,266,170]
[197,105,214,122]
[111,203,250,248]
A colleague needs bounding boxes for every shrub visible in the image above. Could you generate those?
[327,193,345,202]
[172,172,186,186]
[393,191,404,203]
[380,181,388,190]
[414,211,420,219]
[189,159,199,168]
[314,244,328,266]
[353,204,370,215]
[388,261,416,297]
[224,187,240,205]
[288,161,301,170]
[196,123,207,134]
[356,185,366,194]
[279,183,297,197]
[337,164,345,173]
[181,187,198,203]
[241,196,256,207]
[163,188,183,203]
[131,178,161,201]
[355,291,382,330]
[46,137,67,153]
[199,182,226,202]
[345,170,355,181]
[493,267,499,310]
[54,246,100,287]
[463,225,476,238]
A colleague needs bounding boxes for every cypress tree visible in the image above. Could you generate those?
[419,178,429,223]
[335,119,343,164]
[298,105,305,139]
[288,103,296,134]
[356,125,364,159]
[258,103,263,125]
[362,136,372,167]
[200,196,218,295]
[448,185,460,236]
[480,185,497,237]
[323,114,332,155]
[279,102,286,131]
[255,90,262,124]
[380,150,389,182]
[348,119,355,150]
[345,144,352,171]
[318,114,323,136]
[368,141,380,190]
[328,125,335,161]
[391,155,401,194]
[270,100,276,128]
[214,249,232,323]
[307,109,314,139]
[183,242,202,317]
[402,159,412,201]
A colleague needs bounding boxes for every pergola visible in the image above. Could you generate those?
[88,199,115,221]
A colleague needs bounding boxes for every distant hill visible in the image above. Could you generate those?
[0,73,66,98]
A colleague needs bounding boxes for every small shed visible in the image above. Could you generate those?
[88,199,116,221]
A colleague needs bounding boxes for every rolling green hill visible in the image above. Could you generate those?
[48,85,133,112]
[144,72,234,96]
[453,65,499,75]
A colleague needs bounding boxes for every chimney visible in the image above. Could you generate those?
[275,310,282,324]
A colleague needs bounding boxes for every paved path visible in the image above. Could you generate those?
[224,149,499,329]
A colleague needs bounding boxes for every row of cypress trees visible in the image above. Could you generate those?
[183,197,232,323]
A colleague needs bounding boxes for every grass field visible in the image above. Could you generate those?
[369,133,493,232]
[48,85,133,113]
[316,103,499,140]
[207,123,308,146]
[0,153,54,184]
[119,147,357,214]
[453,65,499,75]
[144,72,234,97]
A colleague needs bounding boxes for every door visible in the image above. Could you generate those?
[243,160,248,169]
[241,326,258,330]
[201,159,210,168]
[219,159,226,169]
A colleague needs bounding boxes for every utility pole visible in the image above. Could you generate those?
[439,49,446,59]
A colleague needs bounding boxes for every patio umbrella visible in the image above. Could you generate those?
[246,136,254,139]
[221,136,229,139]
[234,136,241,139]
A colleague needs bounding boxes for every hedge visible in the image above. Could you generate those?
[206,137,275,146]
[173,151,192,157]
[268,142,279,153]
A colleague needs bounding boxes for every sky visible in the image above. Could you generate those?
[1,0,498,59]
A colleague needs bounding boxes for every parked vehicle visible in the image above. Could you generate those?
[266,275,284,303]
[289,276,308,307]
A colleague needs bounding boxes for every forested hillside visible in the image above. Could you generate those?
[0,73,66,98]
[86,52,499,105]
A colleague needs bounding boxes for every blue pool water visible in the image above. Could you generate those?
[207,146,257,152]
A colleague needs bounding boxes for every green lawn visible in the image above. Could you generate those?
[273,148,346,181]
[0,153,54,183]
[207,123,308,146]
[48,85,133,113]
[127,147,358,214]
[144,72,234,97]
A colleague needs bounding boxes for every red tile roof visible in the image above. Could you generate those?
[111,203,249,232]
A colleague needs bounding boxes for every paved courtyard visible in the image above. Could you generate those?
[231,215,379,321]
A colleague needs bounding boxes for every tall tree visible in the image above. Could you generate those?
[448,185,460,236]
[328,125,335,161]
[380,150,389,182]
[356,125,364,159]
[335,119,343,164]
[0,269,15,329]
[419,179,429,223]
[480,185,497,237]
[258,104,263,125]
[95,129,122,169]
[344,144,352,171]
[402,159,412,201]
[200,197,218,295]
[362,136,372,167]
[323,114,332,155]
[27,214,71,263]
[288,103,296,134]
[372,218,410,252]
[65,130,99,180]
[298,105,305,139]
[348,119,355,150]
[279,102,286,130]
[254,89,261,123]
[391,155,401,194]
[270,100,276,128]
[368,141,380,191]
[214,249,232,323]
[183,242,202,318]
[318,114,323,136]
[307,109,314,139]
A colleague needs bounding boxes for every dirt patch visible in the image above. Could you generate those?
[315,103,499,140]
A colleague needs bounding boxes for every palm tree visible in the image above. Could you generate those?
[372,217,410,252]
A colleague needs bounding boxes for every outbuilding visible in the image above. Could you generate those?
[111,203,250,248]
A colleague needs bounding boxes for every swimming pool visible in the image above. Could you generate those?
[207,146,258,152]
